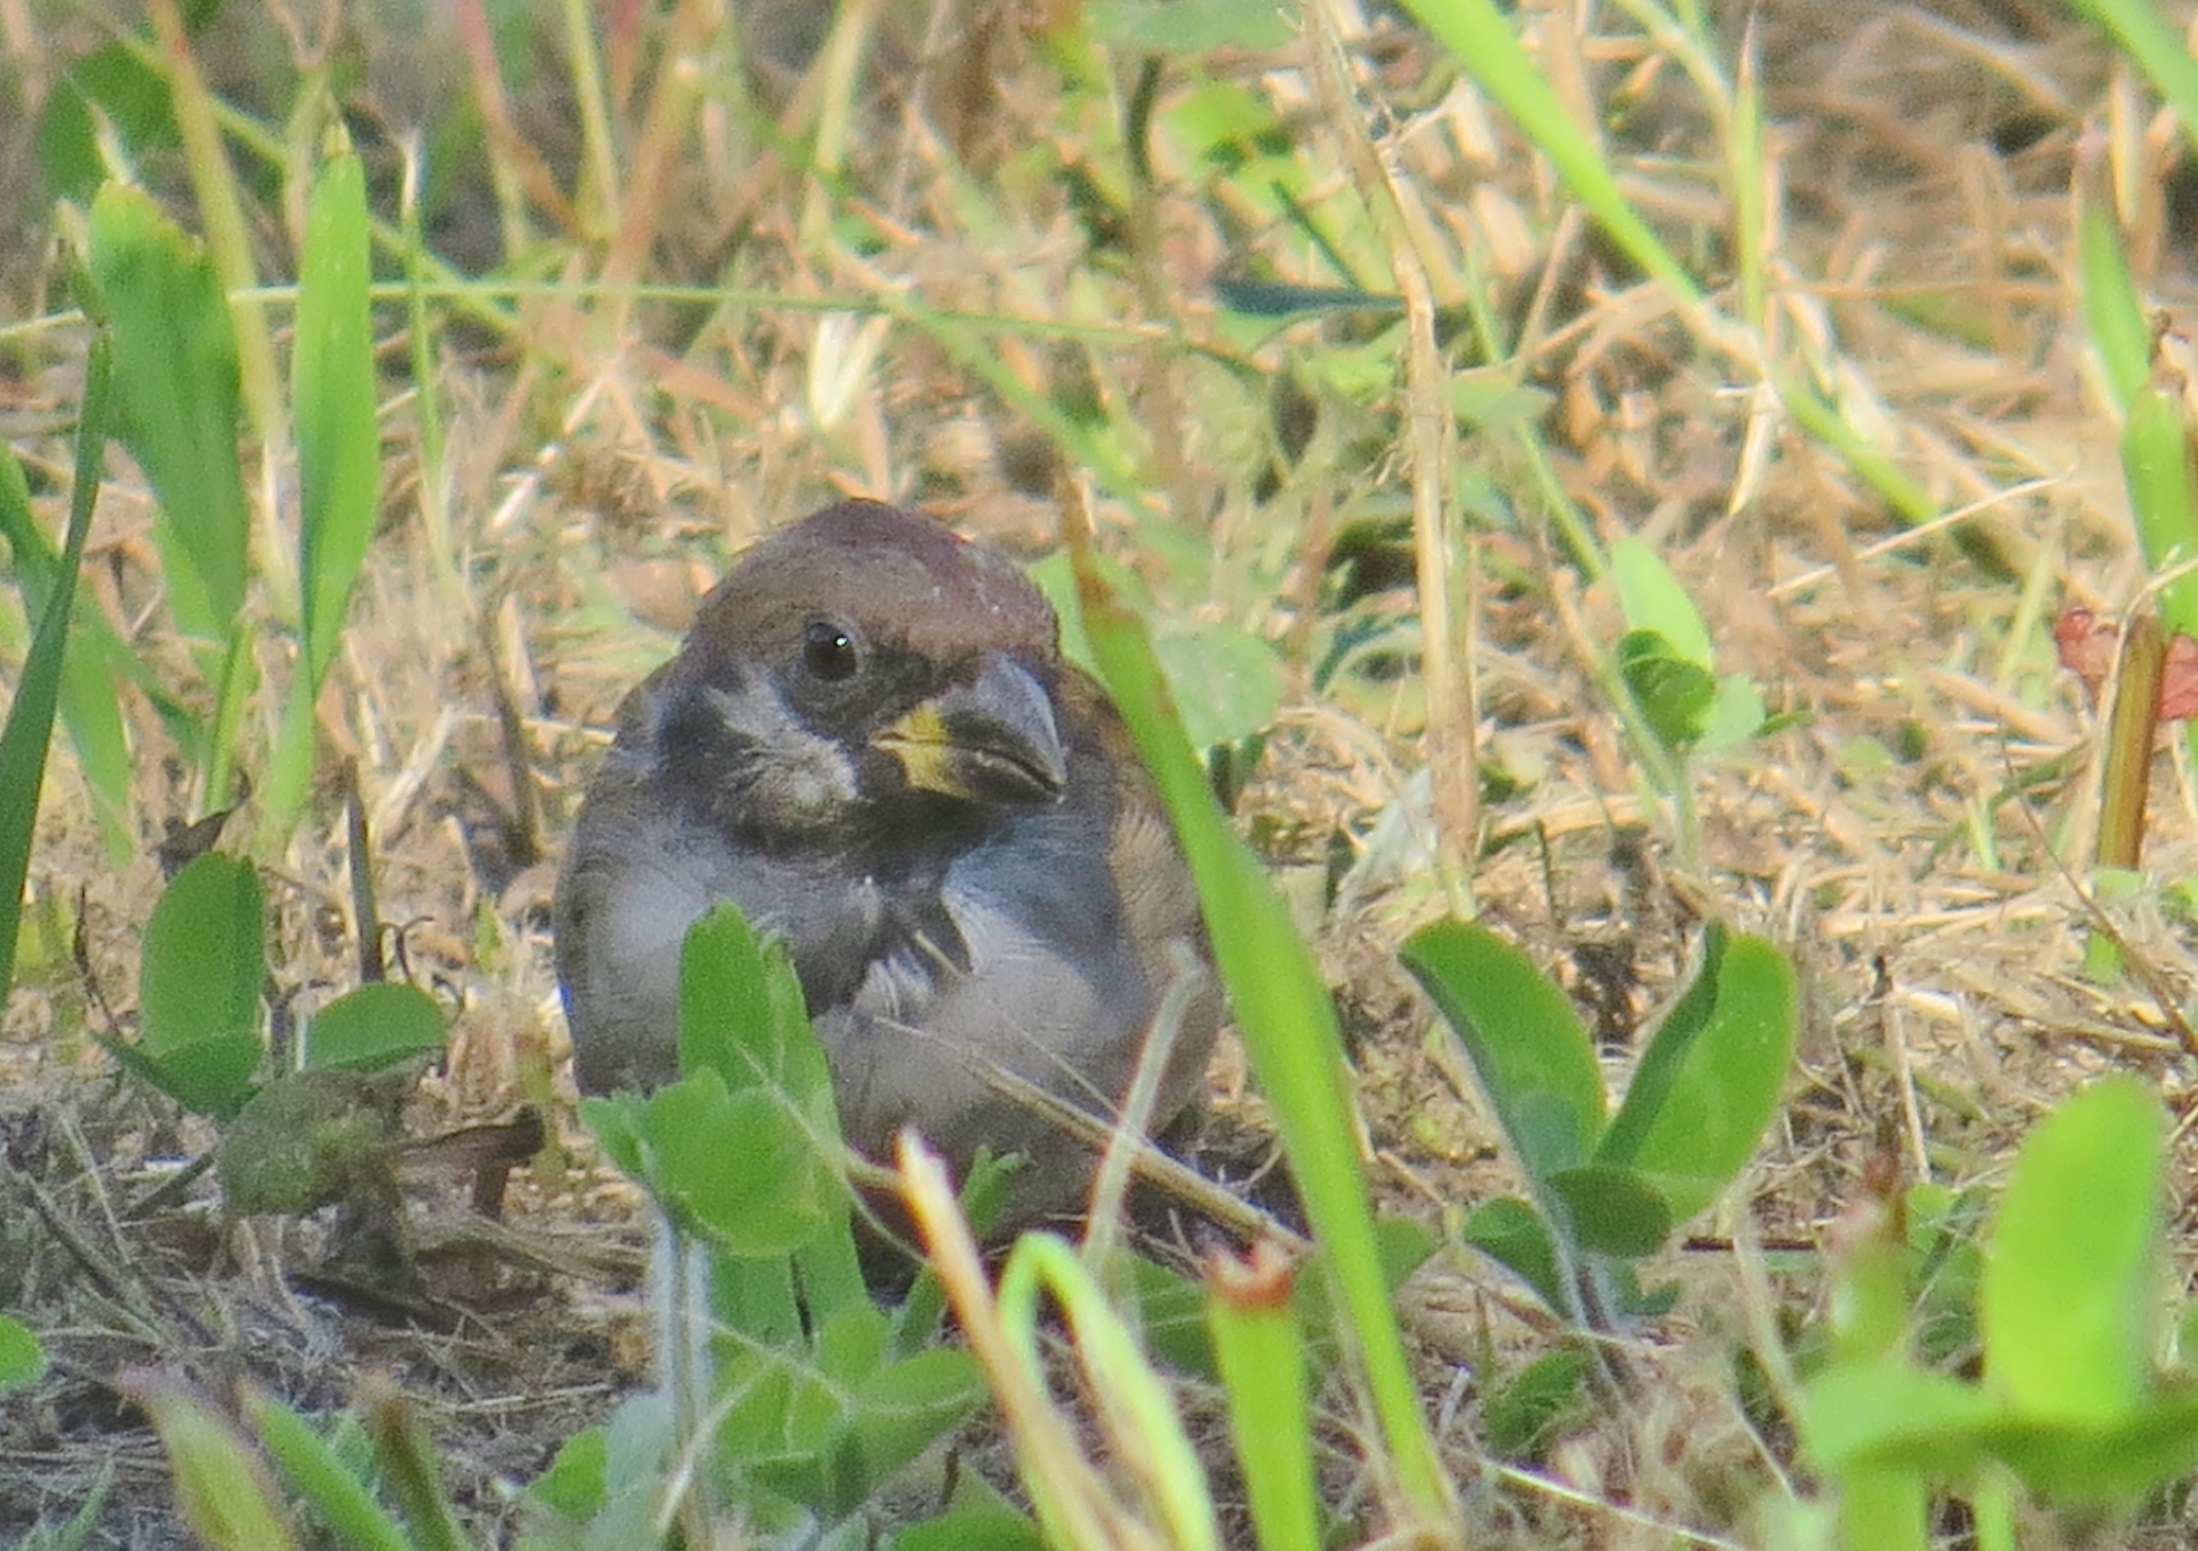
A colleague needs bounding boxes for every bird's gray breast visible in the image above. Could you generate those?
[823,809,1153,1164]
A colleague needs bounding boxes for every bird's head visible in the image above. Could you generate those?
[643,501,1070,847]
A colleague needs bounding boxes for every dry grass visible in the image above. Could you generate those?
[3,0,2197,1545]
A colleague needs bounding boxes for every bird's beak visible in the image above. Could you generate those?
[874,653,1068,804]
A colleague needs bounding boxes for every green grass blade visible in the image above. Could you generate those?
[2072,0,2198,157]
[0,441,132,862]
[126,1370,301,1551]
[1205,1247,1321,1551]
[294,143,378,689]
[2077,155,2150,413]
[1394,0,1701,307]
[245,1391,414,1551]
[2120,365,2198,643]
[84,183,249,640]
[1066,528,1460,1536]
[266,141,378,837]
[0,325,111,1004]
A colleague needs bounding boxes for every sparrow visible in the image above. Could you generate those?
[553,499,1218,1225]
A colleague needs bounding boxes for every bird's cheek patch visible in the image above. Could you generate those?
[700,679,859,829]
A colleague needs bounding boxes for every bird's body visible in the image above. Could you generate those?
[555,501,1216,1221]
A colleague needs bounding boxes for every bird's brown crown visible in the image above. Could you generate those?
[687,500,1059,671]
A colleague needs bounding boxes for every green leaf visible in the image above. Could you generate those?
[678,903,833,1112]
[1597,930,1796,1222]
[133,852,264,1118]
[1153,624,1284,750]
[644,1069,844,1257]
[528,1393,671,1536]
[0,1316,49,1398]
[1982,1075,2164,1428]
[1981,1386,2198,1504]
[1617,629,1716,751]
[1610,536,1715,667]
[1799,1356,2000,1477]
[849,1346,987,1493]
[139,853,263,1048]
[578,1093,645,1181]
[1546,1165,1672,1259]
[86,183,249,640]
[36,42,179,204]
[1481,1347,1594,1460]
[1401,919,1604,1184]
[299,982,447,1073]
[1697,673,1769,755]
[890,1504,1045,1551]
[1462,1197,1564,1312]
[529,1425,608,1521]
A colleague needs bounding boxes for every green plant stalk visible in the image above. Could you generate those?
[1729,20,1768,337]
[0,325,110,1003]
[1825,1187,1927,1551]
[1068,532,1461,1538]
[560,0,623,240]
[1511,423,1608,580]
[2096,614,2163,871]
[1555,594,1693,856]
[1774,370,1938,530]
[1204,1253,1321,1551]
[1608,0,1730,116]
[1971,1470,2016,1551]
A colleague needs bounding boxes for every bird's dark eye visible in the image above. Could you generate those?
[802,619,860,681]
